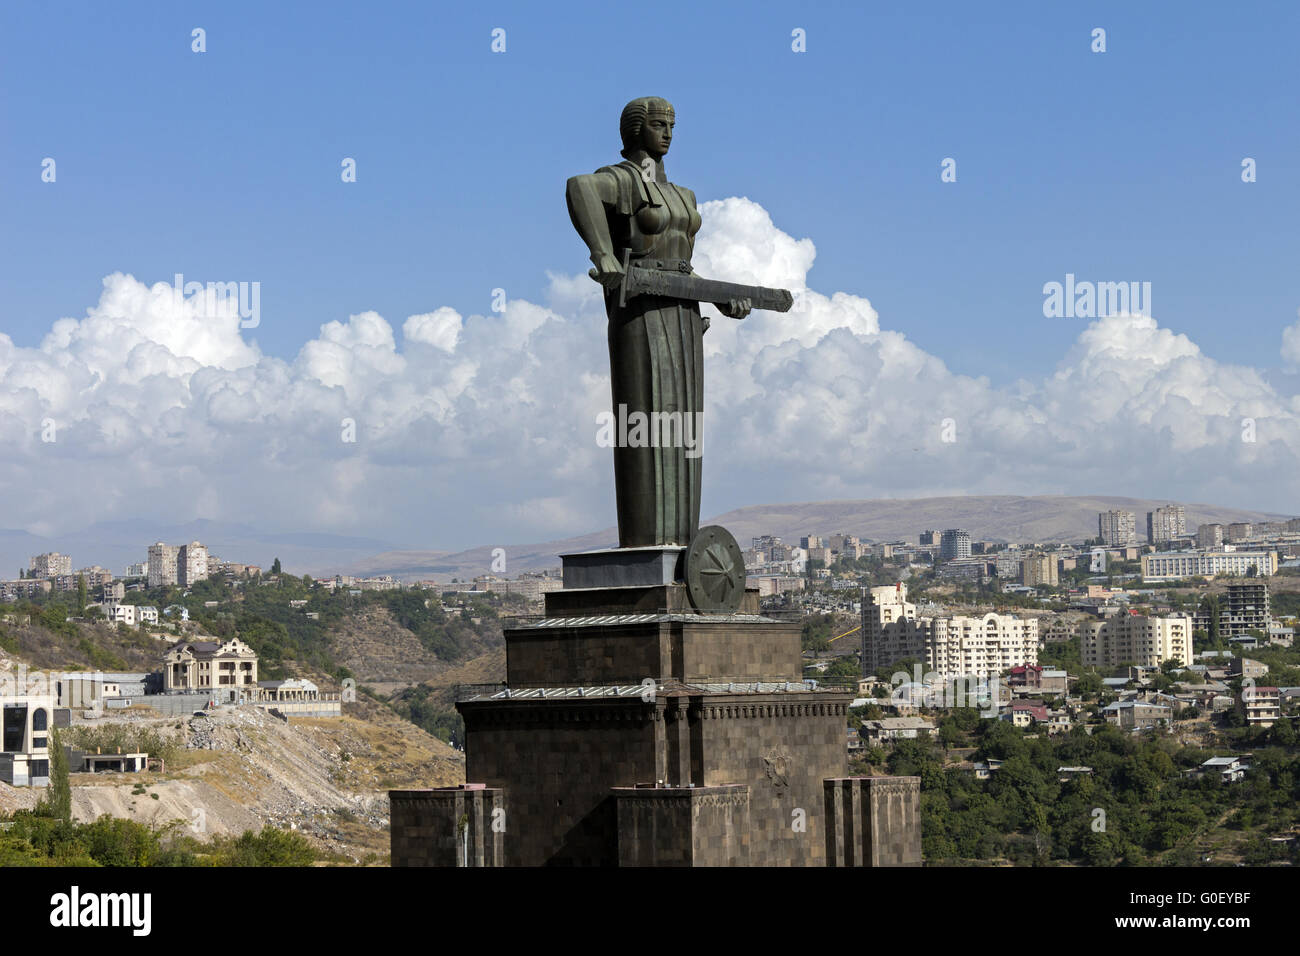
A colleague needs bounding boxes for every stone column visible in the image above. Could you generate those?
[389,785,505,867]
[613,784,750,866]
[823,776,921,867]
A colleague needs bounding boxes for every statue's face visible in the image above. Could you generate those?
[641,112,674,159]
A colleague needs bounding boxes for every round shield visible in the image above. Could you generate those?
[685,525,745,613]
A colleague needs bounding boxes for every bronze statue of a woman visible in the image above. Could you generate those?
[566,97,754,550]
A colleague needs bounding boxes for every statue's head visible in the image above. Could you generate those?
[619,96,675,160]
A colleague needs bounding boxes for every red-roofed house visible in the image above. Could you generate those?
[1008,700,1048,728]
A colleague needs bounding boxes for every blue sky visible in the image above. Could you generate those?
[1,1,1299,553]
[6,1,1298,379]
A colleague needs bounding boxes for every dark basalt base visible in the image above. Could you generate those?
[390,546,921,867]
[560,546,684,589]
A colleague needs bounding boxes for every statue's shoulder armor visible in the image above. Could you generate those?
[596,160,654,216]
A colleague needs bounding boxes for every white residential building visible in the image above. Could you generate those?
[178,541,209,586]
[994,549,1022,578]
[1079,614,1194,669]
[862,583,1038,683]
[1141,550,1278,582]
[939,530,971,561]
[104,603,136,626]
[0,695,55,786]
[1147,505,1187,544]
[1098,511,1137,547]
[147,543,179,588]
[28,552,72,578]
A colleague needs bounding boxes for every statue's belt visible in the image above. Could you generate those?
[618,250,794,313]
[635,258,693,273]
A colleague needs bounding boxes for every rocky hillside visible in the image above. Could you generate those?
[0,617,169,673]
[329,604,449,691]
[0,589,488,862]
[0,700,464,863]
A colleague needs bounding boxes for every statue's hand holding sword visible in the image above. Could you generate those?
[590,248,791,320]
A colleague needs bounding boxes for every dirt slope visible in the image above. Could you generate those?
[0,700,464,863]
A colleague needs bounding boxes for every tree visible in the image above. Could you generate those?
[822,657,860,679]
[271,557,282,575]
[938,719,964,751]
[800,614,833,653]
[42,730,71,823]
[1074,670,1103,697]
[1199,595,1221,645]
[76,574,87,613]
[1082,830,1117,866]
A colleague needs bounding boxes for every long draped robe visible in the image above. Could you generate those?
[577,160,705,548]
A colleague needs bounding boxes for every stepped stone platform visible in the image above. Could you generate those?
[391,544,920,867]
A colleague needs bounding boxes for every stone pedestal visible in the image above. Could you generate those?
[560,546,684,589]
[823,776,922,867]
[614,784,750,866]
[504,611,802,687]
[544,581,761,617]
[459,687,852,866]
[389,785,504,867]
[389,534,925,868]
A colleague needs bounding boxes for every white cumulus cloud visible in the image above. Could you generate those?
[1,199,1297,551]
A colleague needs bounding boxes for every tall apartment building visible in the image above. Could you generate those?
[1196,523,1224,549]
[1079,614,1193,669]
[806,546,834,567]
[828,533,863,559]
[1226,522,1253,544]
[1098,510,1137,547]
[1222,582,1270,635]
[28,552,72,578]
[1195,582,1271,638]
[994,548,1022,578]
[178,541,209,586]
[918,530,937,546]
[1141,550,1278,582]
[939,529,971,561]
[1020,553,1059,588]
[147,542,180,588]
[1146,505,1186,544]
[799,535,822,550]
[861,584,917,674]
[53,568,113,592]
[861,583,1037,683]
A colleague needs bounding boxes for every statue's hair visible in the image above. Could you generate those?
[619,97,675,157]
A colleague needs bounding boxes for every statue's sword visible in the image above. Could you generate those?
[617,249,794,313]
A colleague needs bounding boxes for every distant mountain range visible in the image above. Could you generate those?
[339,494,1294,582]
